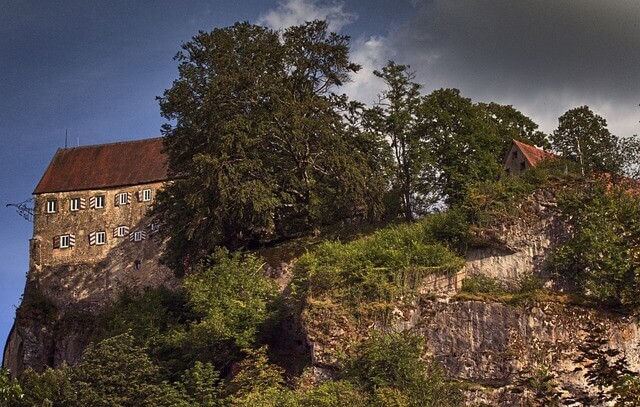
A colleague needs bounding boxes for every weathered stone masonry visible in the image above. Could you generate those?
[3,138,178,375]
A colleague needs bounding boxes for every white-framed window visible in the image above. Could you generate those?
[150,222,160,234]
[118,193,128,205]
[114,226,129,237]
[95,195,105,209]
[142,189,152,202]
[60,235,71,248]
[46,199,57,213]
[133,231,143,242]
[89,231,107,246]
[70,198,81,211]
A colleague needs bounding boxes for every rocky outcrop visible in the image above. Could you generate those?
[301,191,640,405]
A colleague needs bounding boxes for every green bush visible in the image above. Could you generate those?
[460,274,505,295]
[294,217,465,308]
[548,183,640,310]
[345,332,462,407]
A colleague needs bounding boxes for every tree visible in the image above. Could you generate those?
[157,20,380,270]
[418,89,503,205]
[183,248,278,361]
[551,106,620,176]
[0,367,23,405]
[548,183,640,310]
[72,333,189,406]
[370,61,435,221]
[477,102,549,152]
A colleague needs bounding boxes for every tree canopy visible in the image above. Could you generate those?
[156,21,383,270]
[551,106,620,176]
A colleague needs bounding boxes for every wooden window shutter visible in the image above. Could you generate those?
[113,227,119,237]
[89,196,96,209]
[124,226,129,234]
[53,236,60,249]
[129,232,135,242]
[126,192,132,204]
[114,194,120,207]
[69,234,75,247]
[136,190,143,202]
[89,232,96,246]
[141,231,147,240]
[80,197,87,210]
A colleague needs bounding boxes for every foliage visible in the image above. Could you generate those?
[294,214,465,311]
[460,274,506,296]
[179,361,224,406]
[618,135,640,180]
[548,183,640,310]
[477,102,550,152]
[417,89,504,205]
[14,366,75,407]
[72,333,189,406]
[0,367,23,405]
[567,323,640,406]
[370,61,435,220]
[98,286,192,345]
[345,332,462,407]
[156,20,383,270]
[551,105,620,176]
[184,248,279,354]
[227,346,285,400]
[21,290,57,319]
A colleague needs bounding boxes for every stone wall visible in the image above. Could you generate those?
[3,181,179,375]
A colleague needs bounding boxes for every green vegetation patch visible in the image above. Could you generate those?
[295,214,465,308]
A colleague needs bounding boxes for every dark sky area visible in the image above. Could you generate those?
[1,0,638,350]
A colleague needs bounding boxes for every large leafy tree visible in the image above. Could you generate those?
[551,106,620,176]
[477,102,549,151]
[157,21,378,269]
[370,61,435,221]
[418,89,504,205]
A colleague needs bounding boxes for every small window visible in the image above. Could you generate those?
[512,151,518,159]
[95,195,105,209]
[118,193,129,206]
[46,199,57,213]
[60,235,71,248]
[142,189,152,202]
[150,222,160,234]
[520,162,526,171]
[133,231,143,242]
[70,198,81,211]
[96,231,106,245]
[115,226,128,237]
[134,260,142,270]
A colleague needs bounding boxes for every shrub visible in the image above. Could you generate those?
[294,217,465,308]
[460,274,505,296]
[548,183,640,310]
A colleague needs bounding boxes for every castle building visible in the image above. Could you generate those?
[503,139,555,176]
[3,137,178,374]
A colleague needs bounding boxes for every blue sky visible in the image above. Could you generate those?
[1,0,639,351]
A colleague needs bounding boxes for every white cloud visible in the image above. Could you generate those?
[257,0,356,32]
[341,35,392,106]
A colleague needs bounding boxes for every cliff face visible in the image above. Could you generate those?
[301,191,640,404]
[3,185,179,374]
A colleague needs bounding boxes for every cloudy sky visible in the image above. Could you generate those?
[1,0,639,349]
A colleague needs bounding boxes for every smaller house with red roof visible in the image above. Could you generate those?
[503,139,555,176]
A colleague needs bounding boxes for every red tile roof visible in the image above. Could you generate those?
[512,139,555,167]
[34,137,169,194]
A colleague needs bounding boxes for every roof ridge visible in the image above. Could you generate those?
[59,136,163,151]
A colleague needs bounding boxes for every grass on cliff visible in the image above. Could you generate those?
[292,212,468,320]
